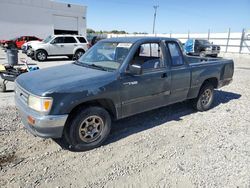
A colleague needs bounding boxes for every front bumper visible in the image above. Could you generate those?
[15,93,68,138]
[26,49,34,57]
[205,49,220,55]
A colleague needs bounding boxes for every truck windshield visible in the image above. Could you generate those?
[77,42,132,71]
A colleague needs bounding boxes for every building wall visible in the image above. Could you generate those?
[0,0,87,39]
[108,31,250,54]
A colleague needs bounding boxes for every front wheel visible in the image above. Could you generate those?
[35,50,47,61]
[192,83,214,111]
[63,106,111,151]
[199,51,206,57]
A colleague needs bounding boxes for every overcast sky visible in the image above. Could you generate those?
[57,0,250,33]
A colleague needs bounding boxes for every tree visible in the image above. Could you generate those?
[87,28,95,33]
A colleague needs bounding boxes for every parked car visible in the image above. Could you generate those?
[184,39,220,57]
[0,36,42,49]
[27,35,89,61]
[15,37,234,151]
[21,40,42,54]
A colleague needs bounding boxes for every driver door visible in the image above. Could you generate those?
[120,42,171,118]
[49,37,65,55]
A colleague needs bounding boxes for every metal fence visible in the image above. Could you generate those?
[107,29,250,54]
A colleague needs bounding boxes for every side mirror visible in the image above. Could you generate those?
[50,40,56,44]
[128,64,142,75]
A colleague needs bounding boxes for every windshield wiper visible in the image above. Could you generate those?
[89,64,108,71]
[74,61,110,71]
[74,60,89,67]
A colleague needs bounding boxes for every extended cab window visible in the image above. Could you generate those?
[64,37,77,43]
[131,43,164,71]
[167,42,184,66]
[77,37,87,43]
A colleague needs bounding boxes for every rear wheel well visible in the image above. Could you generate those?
[75,48,85,53]
[202,77,218,89]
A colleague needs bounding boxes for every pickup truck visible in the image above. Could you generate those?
[184,39,220,57]
[15,37,234,151]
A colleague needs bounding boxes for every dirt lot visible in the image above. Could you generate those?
[0,50,250,187]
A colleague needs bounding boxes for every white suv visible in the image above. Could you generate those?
[28,35,89,61]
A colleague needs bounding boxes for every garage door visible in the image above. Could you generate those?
[53,15,78,34]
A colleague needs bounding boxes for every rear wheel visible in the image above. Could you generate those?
[63,106,111,151]
[35,50,47,61]
[192,83,214,111]
[74,50,85,60]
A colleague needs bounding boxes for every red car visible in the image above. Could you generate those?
[0,36,42,49]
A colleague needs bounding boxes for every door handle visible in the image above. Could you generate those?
[60,45,64,47]
[161,73,167,78]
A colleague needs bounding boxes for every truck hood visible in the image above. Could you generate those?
[16,63,114,96]
[25,40,42,46]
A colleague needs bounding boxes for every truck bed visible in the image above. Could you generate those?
[185,55,234,99]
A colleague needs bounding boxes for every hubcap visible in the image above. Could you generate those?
[201,89,212,106]
[79,115,104,143]
[37,52,46,60]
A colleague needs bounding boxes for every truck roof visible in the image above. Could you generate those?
[102,37,179,44]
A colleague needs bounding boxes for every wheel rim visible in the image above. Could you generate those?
[79,115,104,143]
[76,51,83,59]
[201,89,212,106]
[200,52,205,57]
[37,52,46,60]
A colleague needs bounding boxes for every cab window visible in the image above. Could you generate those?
[167,42,184,66]
[131,43,164,72]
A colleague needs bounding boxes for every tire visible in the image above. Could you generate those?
[63,106,111,151]
[199,51,206,57]
[74,50,85,60]
[192,83,214,111]
[0,78,6,92]
[35,50,47,61]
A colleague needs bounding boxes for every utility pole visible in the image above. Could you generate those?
[152,5,159,34]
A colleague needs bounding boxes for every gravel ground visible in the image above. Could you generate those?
[0,50,250,187]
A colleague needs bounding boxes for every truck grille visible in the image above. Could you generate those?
[15,84,29,105]
[212,46,220,51]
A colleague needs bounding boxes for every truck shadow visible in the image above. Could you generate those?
[104,90,241,146]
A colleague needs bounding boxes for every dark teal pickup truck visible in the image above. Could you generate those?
[15,37,234,151]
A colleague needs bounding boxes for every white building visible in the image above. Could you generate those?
[0,0,87,40]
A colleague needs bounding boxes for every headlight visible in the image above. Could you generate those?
[28,95,53,112]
